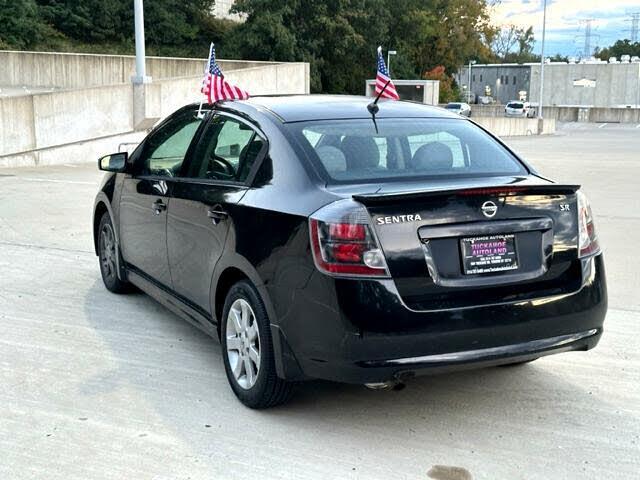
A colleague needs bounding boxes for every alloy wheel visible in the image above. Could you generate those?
[226,298,261,389]
[100,222,117,282]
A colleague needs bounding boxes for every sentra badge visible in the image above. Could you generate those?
[376,214,423,225]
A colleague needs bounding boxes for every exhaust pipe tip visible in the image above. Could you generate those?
[364,381,405,391]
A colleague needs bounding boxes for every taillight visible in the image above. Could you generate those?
[309,199,389,277]
[577,191,600,257]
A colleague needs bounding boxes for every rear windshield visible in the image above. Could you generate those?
[445,103,461,109]
[288,118,526,183]
[507,102,524,109]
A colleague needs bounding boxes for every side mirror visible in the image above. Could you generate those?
[98,152,128,172]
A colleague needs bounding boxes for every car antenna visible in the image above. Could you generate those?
[367,80,390,134]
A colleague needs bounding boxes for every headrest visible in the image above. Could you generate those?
[316,145,346,174]
[341,136,380,170]
[410,142,453,171]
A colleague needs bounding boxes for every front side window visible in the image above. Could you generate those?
[140,111,203,176]
[186,115,265,182]
[291,118,526,184]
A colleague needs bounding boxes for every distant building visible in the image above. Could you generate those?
[213,0,244,21]
[455,61,640,108]
[365,79,440,105]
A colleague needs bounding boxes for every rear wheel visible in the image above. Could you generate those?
[221,280,293,408]
[98,212,131,294]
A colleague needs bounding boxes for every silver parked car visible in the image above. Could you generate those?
[444,102,471,117]
[505,101,534,118]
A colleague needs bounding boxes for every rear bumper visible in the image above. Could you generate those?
[271,253,607,383]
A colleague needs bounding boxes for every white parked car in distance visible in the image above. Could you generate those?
[444,102,471,117]
[505,101,535,118]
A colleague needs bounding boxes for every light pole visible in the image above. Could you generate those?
[133,0,150,84]
[387,50,397,75]
[467,60,476,103]
[538,0,547,119]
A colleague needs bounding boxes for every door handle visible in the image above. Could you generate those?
[207,205,228,225]
[152,199,167,215]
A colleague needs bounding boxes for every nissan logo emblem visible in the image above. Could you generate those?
[481,201,498,218]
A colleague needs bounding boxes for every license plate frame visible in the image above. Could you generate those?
[460,234,519,275]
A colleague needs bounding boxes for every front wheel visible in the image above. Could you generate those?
[98,212,132,293]
[221,280,293,408]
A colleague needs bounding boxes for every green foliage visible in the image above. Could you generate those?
[0,0,47,49]
[15,0,222,57]
[226,0,391,93]
[491,24,540,63]
[596,39,640,60]
[424,65,457,103]
[2,0,503,96]
[228,0,496,93]
[37,0,132,43]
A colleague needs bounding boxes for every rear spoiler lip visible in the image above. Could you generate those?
[352,183,581,204]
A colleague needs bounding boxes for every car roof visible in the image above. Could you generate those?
[216,94,461,123]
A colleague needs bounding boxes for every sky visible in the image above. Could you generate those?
[490,0,640,57]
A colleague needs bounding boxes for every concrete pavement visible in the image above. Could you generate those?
[1,123,639,479]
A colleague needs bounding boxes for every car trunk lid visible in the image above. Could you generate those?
[352,180,582,310]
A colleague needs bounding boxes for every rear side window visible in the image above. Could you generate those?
[291,118,526,183]
[186,115,265,182]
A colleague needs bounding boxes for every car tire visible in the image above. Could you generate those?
[221,280,294,409]
[97,212,132,294]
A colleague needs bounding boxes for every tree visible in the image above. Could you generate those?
[0,0,47,49]
[34,0,220,56]
[226,0,390,93]
[490,24,541,63]
[517,26,534,56]
[596,39,640,60]
[424,65,458,103]
[491,24,520,59]
[228,0,496,94]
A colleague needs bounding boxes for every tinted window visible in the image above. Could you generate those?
[507,102,524,109]
[291,118,526,183]
[445,103,461,109]
[141,111,203,176]
[187,115,264,182]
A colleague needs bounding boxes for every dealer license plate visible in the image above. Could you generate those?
[461,234,518,275]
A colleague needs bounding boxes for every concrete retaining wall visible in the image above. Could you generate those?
[0,95,36,154]
[0,54,310,166]
[1,84,133,157]
[469,104,640,123]
[145,64,310,119]
[0,131,146,169]
[0,50,297,89]
[473,117,555,137]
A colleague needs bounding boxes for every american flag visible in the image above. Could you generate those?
[375,46,399,100]
[201,43,250,103]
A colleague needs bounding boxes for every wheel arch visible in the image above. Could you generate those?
[211,258,304,381]
[92,200,110,255]
[93,193,127,281]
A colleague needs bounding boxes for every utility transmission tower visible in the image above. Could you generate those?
[627,12,640,42]
[579,19,595,58]
[575,19,600,59]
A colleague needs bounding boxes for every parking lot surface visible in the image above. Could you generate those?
[1,123,639,480]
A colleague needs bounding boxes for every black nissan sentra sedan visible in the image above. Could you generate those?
[93,95,606,408]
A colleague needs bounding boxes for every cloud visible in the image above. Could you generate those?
[490,0,638,55]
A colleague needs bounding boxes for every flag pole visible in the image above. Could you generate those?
[198,42,214,118]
